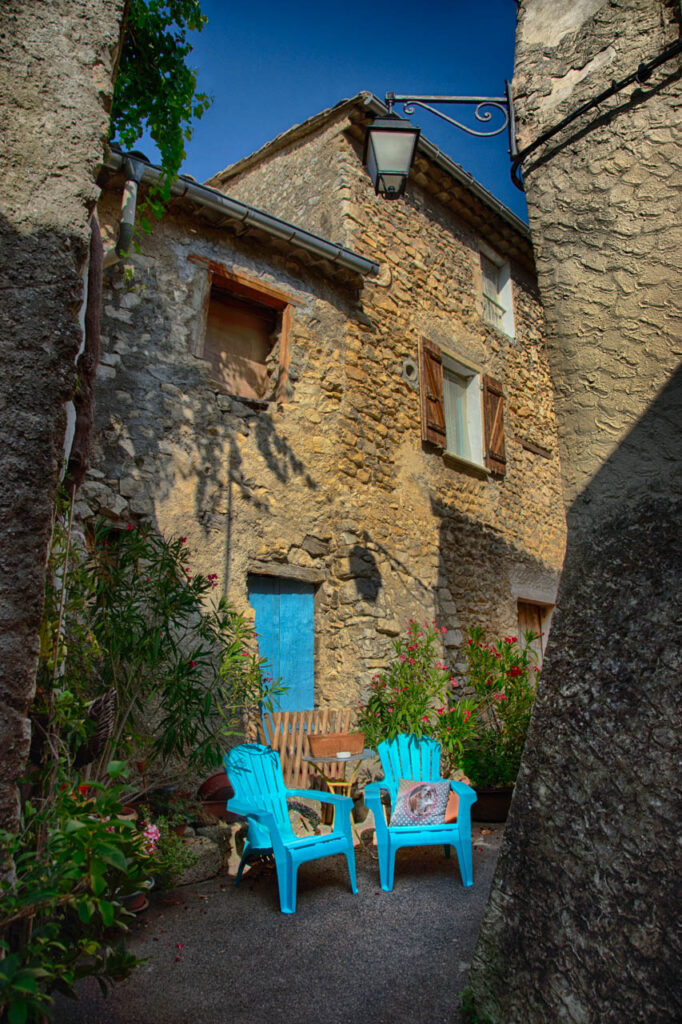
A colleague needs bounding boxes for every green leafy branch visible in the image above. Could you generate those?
[109,0,212,230]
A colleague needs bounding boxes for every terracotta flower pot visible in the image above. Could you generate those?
[198,770,233,800]
[198,770,235,821]
[472,786,514,822]
[308,731,364,757]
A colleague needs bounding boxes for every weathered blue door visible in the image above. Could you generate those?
[247,575,315,711]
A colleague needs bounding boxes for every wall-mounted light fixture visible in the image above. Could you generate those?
[364,85,517,199]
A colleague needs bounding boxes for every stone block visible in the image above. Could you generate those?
[175,835,223,886]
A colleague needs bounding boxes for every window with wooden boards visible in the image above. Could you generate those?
[418,338,506,475]
[191,255,293,403]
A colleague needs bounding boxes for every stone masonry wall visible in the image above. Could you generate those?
[88,121,565,713]
[0,0,124,831]
[468,2,682,1021]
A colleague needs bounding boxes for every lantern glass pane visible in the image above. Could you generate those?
[369,127,417,176]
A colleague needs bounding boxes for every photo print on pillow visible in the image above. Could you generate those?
[389,779,451,826]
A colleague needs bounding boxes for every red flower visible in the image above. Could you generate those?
[508,666,523,677]
[437,707,445,716]
[422,715,429,723]
[126,523,134,531]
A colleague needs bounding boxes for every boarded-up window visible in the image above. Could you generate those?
[517,600,554,669]
[204,287,280,400]
[483,375,506,475]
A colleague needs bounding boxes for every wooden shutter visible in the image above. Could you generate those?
[419,338,446,448]
[483,375,506,475]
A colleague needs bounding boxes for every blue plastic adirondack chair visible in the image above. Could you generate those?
[224,743,358,914]
[364,734,477,892]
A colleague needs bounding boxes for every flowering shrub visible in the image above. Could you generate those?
[3,504,286,1023]
[144,817,198,891]
[460,626,539,789]
[357,621,476,768]
[36,515,285,778]
[0,768,148,1023]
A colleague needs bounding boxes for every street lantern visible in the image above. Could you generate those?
[363,87,518,197]
[362,114,421,200]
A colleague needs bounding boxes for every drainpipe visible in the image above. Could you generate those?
[102,156,145,268]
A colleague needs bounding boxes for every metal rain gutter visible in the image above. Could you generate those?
[104,150,380,278]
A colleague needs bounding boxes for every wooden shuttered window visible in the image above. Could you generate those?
[419,338,446,448]
[483,375,506,475]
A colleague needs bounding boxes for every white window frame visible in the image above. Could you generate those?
[442,353,485,469]
[480,248,515,338]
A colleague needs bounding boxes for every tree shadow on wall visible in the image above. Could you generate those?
[93,260,319,593]
[429,495,562,642]
[348,543,381,602]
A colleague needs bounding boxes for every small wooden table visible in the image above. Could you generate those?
[302,749,375,824]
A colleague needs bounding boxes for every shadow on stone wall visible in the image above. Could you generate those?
[347,543,381,601]
[94,261,321,593]
[469,361,682,1022]
[524,63,682,179]
[430,495,560,647]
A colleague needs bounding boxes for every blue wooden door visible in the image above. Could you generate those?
[248,575,315,711]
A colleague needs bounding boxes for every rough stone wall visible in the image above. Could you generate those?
[88,125,564,711]
[468,1,682,1021]
[212,117,354,248]
[0,1,124,831]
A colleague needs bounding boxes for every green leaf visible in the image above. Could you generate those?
[98,900,115,927]
[77,899,94,923]
[8,1001,28,1024]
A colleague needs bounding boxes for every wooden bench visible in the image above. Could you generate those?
[258,707,358,789]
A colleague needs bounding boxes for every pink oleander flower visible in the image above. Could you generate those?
[450,678,458,687]
[437,707,445,715]
[422,715,429,723]
[141,823,160,855]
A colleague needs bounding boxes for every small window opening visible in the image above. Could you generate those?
[204,285,282,400]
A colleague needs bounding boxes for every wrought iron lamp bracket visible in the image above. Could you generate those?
[386,90,514,142]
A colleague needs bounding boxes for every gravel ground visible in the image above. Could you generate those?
[53,823,504,1024]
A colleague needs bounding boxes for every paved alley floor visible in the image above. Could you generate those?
[54,824,504,1024]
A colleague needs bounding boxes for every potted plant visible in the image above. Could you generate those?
[357,620,477,758]
[460,627,539,820]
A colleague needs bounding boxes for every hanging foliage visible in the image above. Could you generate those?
[109,0,212,222]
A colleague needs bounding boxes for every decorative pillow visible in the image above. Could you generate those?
[444,791,459,823]
[389,779,451,827]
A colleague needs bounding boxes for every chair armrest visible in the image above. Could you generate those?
[287,788,353,808]
[363,780,390,837]
[448,779,477,808]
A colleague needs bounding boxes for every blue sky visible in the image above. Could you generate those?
[154,0,526,220]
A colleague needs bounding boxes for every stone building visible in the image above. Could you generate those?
[469,1,682,1022]
[87,94,565,709]
[0,0,125,832]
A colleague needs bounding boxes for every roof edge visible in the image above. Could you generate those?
[103,149,380,279]
[210,92,530,242]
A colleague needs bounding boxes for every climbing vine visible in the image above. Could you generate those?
[109,0,212,225]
